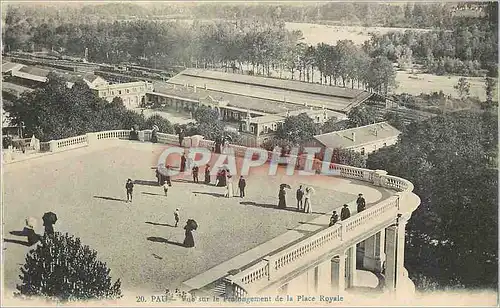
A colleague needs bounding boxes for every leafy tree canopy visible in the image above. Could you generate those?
[276,113,319,145]
[16,233,122,302]
[347,105,377,128]
[367,109,498,289]
[4,74,146,141]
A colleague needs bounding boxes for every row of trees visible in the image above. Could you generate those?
[364,6,498,76]
[3,2,477,29]
[3,74,174,142]
[3,15,398,95]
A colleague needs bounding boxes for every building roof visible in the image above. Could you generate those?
[94,81,149,89]
[166,69,373,113]
[2,62,25,73]
[2,82,34,94]
[248,114,286,124]
[151,82,305,114]
[313,122,401,149]
[17,66,51,78]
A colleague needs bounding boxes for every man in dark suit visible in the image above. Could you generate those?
[192,164,199,183]
[296,185,304,211]
[238,176,246,197]
[341,204,351,221]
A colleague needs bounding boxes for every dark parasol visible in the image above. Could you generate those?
[42,212,58,225]
[186,219,198,231]
[280,183,292,189]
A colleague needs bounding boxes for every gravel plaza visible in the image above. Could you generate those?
[2,140,393,300]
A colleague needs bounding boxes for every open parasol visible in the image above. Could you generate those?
[306,186,316,194]
[280,183,292,189]
[152,125,159,131]
[157,163,171,177]
[186,219,198,231]
[42,212,58,225]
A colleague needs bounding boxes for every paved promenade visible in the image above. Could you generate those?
[2,140,394,298]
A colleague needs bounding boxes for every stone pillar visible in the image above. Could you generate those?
[363,230,386,272]
[86,132,98,145]
[49,140,58,152]
[385,218,407,293]
[138,130,145,142]
[331,256,345,293]
[372,169,388,187]
[316,259,332,293]
[190,135,205,148]
[346,246,356,288]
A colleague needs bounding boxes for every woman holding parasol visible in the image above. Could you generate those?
[278,184,290,209]
[183,219,198,248]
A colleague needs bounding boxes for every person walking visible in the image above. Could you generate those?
[278,186,286,209]
[357,193,366,213]
[296,185,304,211]
[329,211,339,226]
[125,179,134,203]
[165,165,172,186]
[163,181,169,197]
[341,204,351,220]
[238,176,246,198]
[204,164,211,184]
[174,208,180,227]
[225,175,234,198]
[303,187,312,213]
[192,164,199,183]
[180,153,186,172]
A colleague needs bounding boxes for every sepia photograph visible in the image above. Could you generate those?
[0,1,498,306]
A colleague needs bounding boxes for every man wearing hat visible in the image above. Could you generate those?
[341,204,351,221]
[357,193,366,213]
[329,211,339,227]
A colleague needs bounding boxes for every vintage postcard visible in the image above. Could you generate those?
[1,1,498,307]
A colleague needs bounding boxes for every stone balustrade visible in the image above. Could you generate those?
[228,194,401,295]
[96,130,131,140]
[4,129,416,295]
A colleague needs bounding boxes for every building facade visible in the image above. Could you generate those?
[312,122,401,156]
[92,81,154,108]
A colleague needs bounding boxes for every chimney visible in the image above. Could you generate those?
[193,85,197,93]
[204,83,207,90]
[173,84,176,90]
[352,132,356,142]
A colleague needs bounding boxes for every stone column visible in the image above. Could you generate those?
[363,230,386,272]
[331,255,345,293]
[346,246,356,288]
[316,259,332,293]
[306,267,317,295]
[385,218,407,293]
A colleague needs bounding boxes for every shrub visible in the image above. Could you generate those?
[15,233,122,302]
[144,114,174,133]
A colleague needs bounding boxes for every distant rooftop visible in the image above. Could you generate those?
[166,69,373,113]
[151,82,305,114]
[314,122,401,149]
[2,62,25,74]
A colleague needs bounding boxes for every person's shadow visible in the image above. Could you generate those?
[4,229,40,246]
[147,236,185,247]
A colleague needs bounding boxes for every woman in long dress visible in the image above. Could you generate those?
[183,227,195,248]
[304,187,312,213]
[226,175,234,198]
[204,165,211,184]
[278,187,286,209]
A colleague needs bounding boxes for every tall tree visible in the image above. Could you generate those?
[454,77,470,100]
[276,113,318,145]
